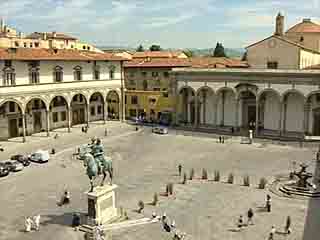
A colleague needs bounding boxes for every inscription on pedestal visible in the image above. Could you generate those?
[100,197,113,211]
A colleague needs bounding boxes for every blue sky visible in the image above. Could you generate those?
[0,0,319,49]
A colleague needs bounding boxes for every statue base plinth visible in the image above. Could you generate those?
[85,184,118,226]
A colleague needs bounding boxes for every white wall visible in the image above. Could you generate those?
[285,93,304,132]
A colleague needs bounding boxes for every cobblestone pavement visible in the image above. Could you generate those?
[0,124,318,240]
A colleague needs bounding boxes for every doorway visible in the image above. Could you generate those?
[313,108,320,136]
[9,118,18,138]
[33,112,42,133]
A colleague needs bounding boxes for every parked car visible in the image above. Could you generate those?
[4,160,24,172]
[28,150,50,163]
[152,126,168,135]
[10,154,31,166]
[0,163,10,177]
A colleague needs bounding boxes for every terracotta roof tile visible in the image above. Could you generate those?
[124,58,191,68]
[0,48,128,61]
[188,57,249,68]
[27,32,78,40]
[132,51,186,58]
[286,19,320,33]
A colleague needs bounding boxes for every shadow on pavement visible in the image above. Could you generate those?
[41,212,87,228]
[302,155,320,240]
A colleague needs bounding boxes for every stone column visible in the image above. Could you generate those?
[203,91,207,125]
[46,110,50,137]
[22,114,26,143]
[304,102,311,135]
[282,102,287,134]
[194,96,198,127]
[213,100,218,127]
[67,106,71,133]
[255,98,259,136]
[221,92,225,126]
[103,101,108,124]
[278,101,283,136]
[86,103,90,127]
[235,98,240,130]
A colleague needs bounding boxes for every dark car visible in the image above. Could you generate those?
[0,163,10,177]
[10,154,30,166]
[4,160,24,172]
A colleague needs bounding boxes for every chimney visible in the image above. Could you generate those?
[275,12,284,36]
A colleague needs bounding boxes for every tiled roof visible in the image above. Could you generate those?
[132,51,186,58]
[286,19,320,33]
[188,57,249,68]
[0,48,128,61]
[124,58,191,68]
[27,32,78,40]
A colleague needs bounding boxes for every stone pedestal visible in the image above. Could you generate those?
[86,184,118,225]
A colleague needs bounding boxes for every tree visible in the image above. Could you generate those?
[183,49,194,58]
[241,51,247,61]
[149,44,161,51]
[136,44,144,52]
[213,42,227,57]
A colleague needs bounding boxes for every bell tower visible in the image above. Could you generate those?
[275,12,284,36]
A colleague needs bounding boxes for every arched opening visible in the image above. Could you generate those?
[239,91,256,129]
[25,98,48,134]
[71,93,87,125]
[0,100,23,140]
[49,96,69,130]
[258,90,281,132]
[178,87,196,125]
[106,91,120,120]
[216,88,236,127]
[89,92,105,122]
[306,93,320,136]
[283,91,305,133]
[197,87,215,126]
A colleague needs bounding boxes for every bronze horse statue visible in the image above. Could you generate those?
[81,139,113,192]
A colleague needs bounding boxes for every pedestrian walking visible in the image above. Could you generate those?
[222,136,225,144]
[219,136,222,143]
[104,128,108,136]
[24,217,32,232]
[268,226,276,240]
[178,164,182,176]
[33,214,41,231]
[237,215,244,231]
[266,194,271,212]
[284,216,291,234]
[247,208,254,225]
[58,190,70,206]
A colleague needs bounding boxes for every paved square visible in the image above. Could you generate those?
[0,123,319,240]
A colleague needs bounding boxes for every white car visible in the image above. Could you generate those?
[152,126,168,134]
[29,150,50,163]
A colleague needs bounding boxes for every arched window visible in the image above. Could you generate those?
[93,65,100,80]
[73,66,82,81]
[109,65,115,80]
[29,67,40,84]
[2,66,15,86]
[53,66,63,82]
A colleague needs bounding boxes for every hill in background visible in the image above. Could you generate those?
[98,46,245,59]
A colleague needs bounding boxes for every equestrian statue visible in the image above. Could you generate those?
[81,138,113,192]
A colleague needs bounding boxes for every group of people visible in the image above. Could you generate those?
[24,215,40,232]
[236,194,292,240]
[152,212,186,240]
